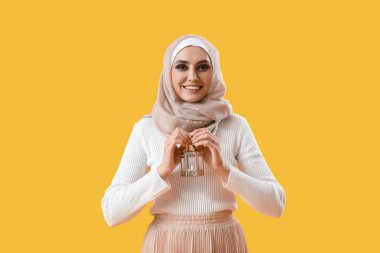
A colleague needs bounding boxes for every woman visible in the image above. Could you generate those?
[101,34,286,252]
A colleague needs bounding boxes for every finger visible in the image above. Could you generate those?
[190,128,206,137]
[191,129,207,140]
[192,131,218,146]
[193,140,218,151]
[191,128,214,140]
[177,131,192,146]
[192,132,212,145]
[173,127,190,144]
[182,130,193,146]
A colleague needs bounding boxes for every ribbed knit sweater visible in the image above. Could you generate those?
[101,113,286,227]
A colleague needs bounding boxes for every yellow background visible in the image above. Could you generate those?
[1,0,379,252]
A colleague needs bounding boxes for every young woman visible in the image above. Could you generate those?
[101,34,286,252]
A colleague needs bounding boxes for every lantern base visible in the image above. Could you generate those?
[180,169,204,177]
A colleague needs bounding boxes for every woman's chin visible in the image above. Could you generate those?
[181,94,206,103]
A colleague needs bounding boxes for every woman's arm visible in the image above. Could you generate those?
[101,122,171,227]
[221,117,286,218]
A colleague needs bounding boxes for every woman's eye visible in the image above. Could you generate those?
[199,64,210,70]
[175,64,187,70]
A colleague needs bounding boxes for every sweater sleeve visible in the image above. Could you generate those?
[101,122,171,227]
[221,117,286,218]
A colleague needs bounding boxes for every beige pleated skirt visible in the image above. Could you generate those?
[141,210,248,253]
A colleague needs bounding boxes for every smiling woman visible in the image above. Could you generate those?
[101,34,286,253]
[171,48,213,103]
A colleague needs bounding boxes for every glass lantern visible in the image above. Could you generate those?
[180,145,205,177]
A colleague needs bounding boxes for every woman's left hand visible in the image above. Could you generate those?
[190,128,229,178]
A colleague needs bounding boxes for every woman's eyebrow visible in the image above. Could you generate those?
[174,60,211,64]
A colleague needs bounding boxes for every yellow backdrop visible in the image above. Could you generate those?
[1,0,379,252]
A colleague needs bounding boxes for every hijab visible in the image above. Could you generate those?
[142,34,233,137]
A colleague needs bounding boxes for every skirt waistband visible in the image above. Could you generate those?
[152,210,233,225]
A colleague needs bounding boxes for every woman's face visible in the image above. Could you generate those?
[171,46,213,103]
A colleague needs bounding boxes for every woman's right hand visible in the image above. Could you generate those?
[157,127,192,179]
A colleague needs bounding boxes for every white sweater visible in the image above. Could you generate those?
[101,113,286,227]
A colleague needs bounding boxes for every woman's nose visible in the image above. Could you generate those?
[188,69,198,83]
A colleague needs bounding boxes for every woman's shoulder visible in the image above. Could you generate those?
[217,112,250,133]
[135,115,154,129]
[222,112,248,125]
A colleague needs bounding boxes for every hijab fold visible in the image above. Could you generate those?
[142,34,233,137]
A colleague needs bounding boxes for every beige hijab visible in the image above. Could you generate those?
[142,34,233,137]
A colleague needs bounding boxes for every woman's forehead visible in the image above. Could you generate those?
[173,46,211,63]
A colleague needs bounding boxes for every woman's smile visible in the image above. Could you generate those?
[182,85,203,93]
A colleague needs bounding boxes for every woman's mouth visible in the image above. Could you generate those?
[182,85,202,93]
